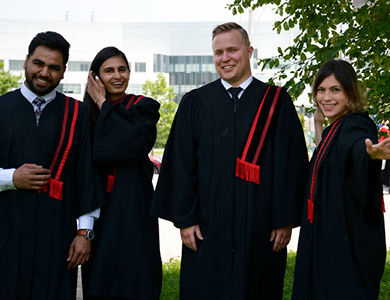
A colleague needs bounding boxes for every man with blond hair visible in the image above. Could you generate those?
[152,22,307,299]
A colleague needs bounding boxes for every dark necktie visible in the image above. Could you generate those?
[228,87,243,102]
[33,97,45,126]
[33,97,45,120]
[229,87,242,112]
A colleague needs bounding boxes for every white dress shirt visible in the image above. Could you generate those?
[221,75,253,98]
[0,82,100,229]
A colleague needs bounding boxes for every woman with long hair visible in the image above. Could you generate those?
[292,59,387,300]
[81,47,161,300]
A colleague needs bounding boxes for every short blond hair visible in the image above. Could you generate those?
[212,22,250,47]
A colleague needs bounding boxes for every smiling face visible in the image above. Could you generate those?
[212,29,253,87]
[98,56,130,101]
[23,45,66,96]
[316,74,349,124]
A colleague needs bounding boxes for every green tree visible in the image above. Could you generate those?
[143,72,178,148]
[0,61,21,95]
[228,0,390,120]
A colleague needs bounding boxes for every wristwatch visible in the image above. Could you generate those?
[77,229,95,241]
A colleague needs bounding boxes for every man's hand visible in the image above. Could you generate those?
[270,225,293,252]
[13,163,51,190]
[366,138,390,160]
[180,225,204,252]
[67,235,91,269]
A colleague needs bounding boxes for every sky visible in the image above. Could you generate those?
[0,0,278,23]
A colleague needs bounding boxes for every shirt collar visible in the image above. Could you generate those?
[220,75,253,92]
[21,81,57,104]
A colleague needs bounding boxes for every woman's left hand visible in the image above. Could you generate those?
[366,137,390,160]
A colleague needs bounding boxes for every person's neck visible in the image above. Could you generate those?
[107,93,127,105]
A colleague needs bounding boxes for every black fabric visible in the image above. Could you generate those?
[0,90,103,300]
[151,78,308,300]
[292,113,386,300]
[381,160,390,186]
[82,94,162,300]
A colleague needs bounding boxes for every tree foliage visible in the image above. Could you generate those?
[143,72,178,148]
[228,0,390,120]
[0,61,21,95]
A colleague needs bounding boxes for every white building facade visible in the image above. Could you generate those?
[0,18,299,103]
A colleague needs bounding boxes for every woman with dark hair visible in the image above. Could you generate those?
[292,59,387,300]
[82,47,162,300]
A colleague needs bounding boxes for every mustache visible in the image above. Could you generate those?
[34,75,52,84]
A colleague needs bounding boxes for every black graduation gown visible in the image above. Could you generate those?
[150,78,308,300]
[292,113,386,300]
[0,90,102,300]
[83,95,162,299]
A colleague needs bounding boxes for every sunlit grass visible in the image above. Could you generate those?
[160,251,390,300]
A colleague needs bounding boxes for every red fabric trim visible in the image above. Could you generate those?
[307,199,314,224]
[125,95,137,109]
[48,178,64,201]
[48,99,79,201]
[49,97,70,172]
[125,95,144,109]
[133,95,144,105]
[382,195,386,213]
[107,165,117,193]
[307,118,343,222]
[252,87,282,163]
[240,86,271,161]
[54,100,79,181]
[235,157,260,184]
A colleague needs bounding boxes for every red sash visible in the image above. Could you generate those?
[307,117,343,223]
[235,85,285,184]
[106,95,144,192]
[307,115,386,223]
[42,97,79,200]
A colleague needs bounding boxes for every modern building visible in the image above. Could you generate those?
[0,18,304,104]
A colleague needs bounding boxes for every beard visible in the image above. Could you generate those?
[25,73,61,96]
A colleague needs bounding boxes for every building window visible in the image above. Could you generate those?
[154,54,169,72]
[134,62,146,72]
[127,84,143,95]
[68,61,90,72]
[9,60,25,71]
[57,83,81,94]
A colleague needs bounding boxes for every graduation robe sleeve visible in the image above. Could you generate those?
[73,102,105,216]
[151,90,203,228]
[92,96,160,164]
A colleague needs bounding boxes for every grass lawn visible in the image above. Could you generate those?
[160,251,390,299]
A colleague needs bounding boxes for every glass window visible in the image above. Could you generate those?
[57,83,81,94]
[9,60,24,71]
[68,61,90,72]
[153,54,169,73]
[134,62,146,72]
[127,84,143,95]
